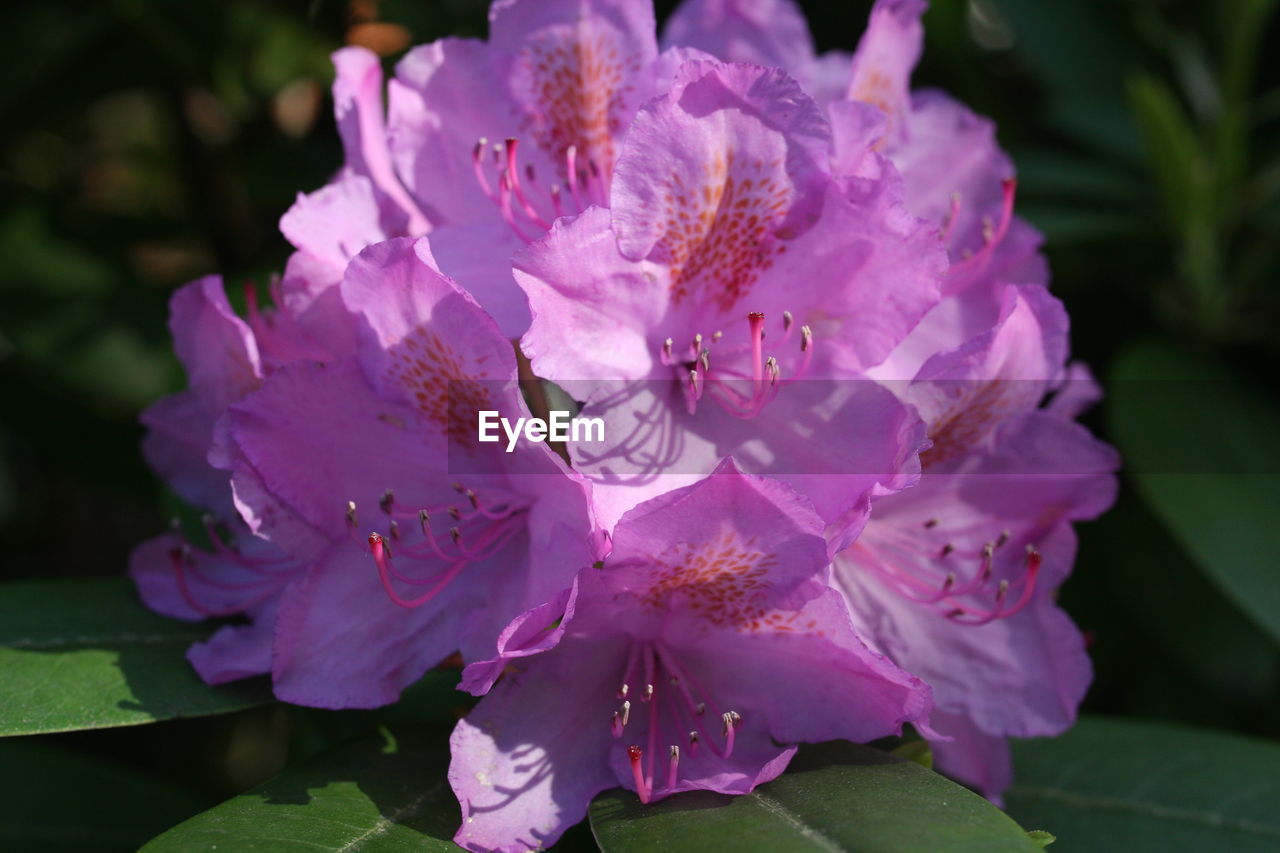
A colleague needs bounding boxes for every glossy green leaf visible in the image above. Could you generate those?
[141,726,459,852]
[1108,341,1280,645]
[1006,717,1280,852]
[590,741,1041,853]
[0,579,272,736]
[0,738,209,852]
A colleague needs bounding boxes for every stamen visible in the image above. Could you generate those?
[688,369,702,401]
[667,745,680,790]
[565,145,582,208]
[472,138,494,199]
[627,745,650,804]
[380,489,395,515]
[504,138,550,228]
[782,310,793,332]
[643,683,655,702]
[940,192,961,242]
[721,711,740,758]
[748,312,765,384]
[688,731,700,757]
[345,500,359,529]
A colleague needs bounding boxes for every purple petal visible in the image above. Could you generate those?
[450,633,627,853]
[388,38,512,227]
[271,541,473,708]
[661,0,815,76]
[339,237,522,427]
[188,599,278,685]
[847,0,925,144]
[225,357,440,553]
[425,223,531,339]
[928,710,1013,805]
[331,46,431,234]
[689,588,934,744]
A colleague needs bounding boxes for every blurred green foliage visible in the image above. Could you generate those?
[0,0,1277,849]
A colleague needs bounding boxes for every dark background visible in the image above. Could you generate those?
[1,0,1277,847]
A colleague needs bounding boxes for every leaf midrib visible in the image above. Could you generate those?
[745,790,844,852]
[3,630,207,649]
[1009,784,1280,838]
[333,780,448,852]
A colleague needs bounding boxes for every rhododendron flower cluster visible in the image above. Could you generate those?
[132,0,1117,849]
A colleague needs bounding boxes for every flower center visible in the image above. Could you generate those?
[659,310,814,419]
[166,515,300,617]
[471,137,608,242]
[943,178,1017,290]
[363,484,531,609]
[609,641,741,803]
[859,522,1041,626]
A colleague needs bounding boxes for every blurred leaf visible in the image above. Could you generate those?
[1043,97,1145,165]
[1108,340,1280,646]
[590,741,1040,852]
[1014,149,1146,203]
[140,726,458,852]
[1073,490,1280,715]
[1016,206,1147,246]
[0,579,272,736]
[1006,717,1280,852]
[1128,72,1204,232]
[0,207,113,295]
[0,738,208,852]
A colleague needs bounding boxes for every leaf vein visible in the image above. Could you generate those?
[1009,785,1280,838]
[747,791,844,852]
[333,782,445,851]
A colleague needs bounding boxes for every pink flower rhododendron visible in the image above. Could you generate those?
[130,0,1118,848]
[451,461,932,851]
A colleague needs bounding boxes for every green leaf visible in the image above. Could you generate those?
[1006,717,1280,852]
[1108,341,1280,646]
[0,738,208,852]
[1026,829,1056,848]
[590,741,1040,852]
[0,579,272,736]
[140,726,459,852]
[890,739,933,770]
[1127,72,1204,233]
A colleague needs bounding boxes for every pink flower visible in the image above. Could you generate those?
[282,0,702,338]
[449,461,932,852]
[134,239,597,709]
[514,59,944,542]
[836,285,1119,799]
[130,273,349,684]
